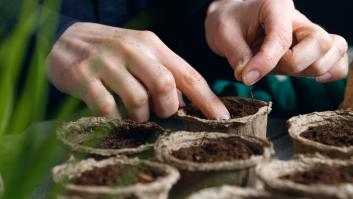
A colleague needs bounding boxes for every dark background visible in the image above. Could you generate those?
[294,1,353,45]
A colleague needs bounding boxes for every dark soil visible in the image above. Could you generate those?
[92,120,163,149]
[300,125,353,147]
[171,137,262,163]
[280,164,353,185]
[72,163,166,186]
[183,97,264,120]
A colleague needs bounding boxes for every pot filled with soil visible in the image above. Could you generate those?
[57,117,165,159]
[187,185,300,199]
[256,154,353,199]
[52,157,180,199]
[155,131,273,198]
[176,97,272,139]
[288,111,353,159]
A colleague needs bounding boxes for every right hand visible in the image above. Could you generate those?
[47,22,230,122]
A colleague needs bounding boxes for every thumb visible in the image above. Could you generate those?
[240,0,293,85]
[218,25,253,81]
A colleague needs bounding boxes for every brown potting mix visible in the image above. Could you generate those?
[300,125,353,147]
[280,164,353,185]
[93,121,161,149]
[183,98,264,119]
[171,137,262,163]
[72,163,166,186]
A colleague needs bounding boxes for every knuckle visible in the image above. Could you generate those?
[73,60,97,82]
[260,51,277,71]
[84,80,99,99]
[128,91,149,109]
[97,97,116,116]
[69,62,85,83]
[215,21,230,41]
[338,63,349,78]
[100,60,116,76]
[312,31,332,53]
[334,35,348,56]
[274,30,292,51]
[139,30,159,41]
[181,68,205,86]
[154,71,176,95]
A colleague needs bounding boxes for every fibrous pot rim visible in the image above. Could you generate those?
[187,185,271,199]
[57,117,165,156]
[256,154,353,198]
[155,131,273,171]
[52,156,180,195]
[176,97,272,125]
[288,111,353,153]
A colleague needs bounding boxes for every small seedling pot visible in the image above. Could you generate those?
[187,185,299,199]
[256,154,353,199]
[57,117,165,159]
[176,97,272,139]
[155,131,273,198]
[288,111,353,159]
[52,157,180,199]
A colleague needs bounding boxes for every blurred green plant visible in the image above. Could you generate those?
[0,2,158,199]
[0,0,86,198]
[0,0,158,198]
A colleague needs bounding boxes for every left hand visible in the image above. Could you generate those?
[205,0,348,85]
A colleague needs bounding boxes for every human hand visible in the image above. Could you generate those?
[48,23,230,121]
[205,0,348,85]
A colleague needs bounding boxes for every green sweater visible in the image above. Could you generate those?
[212,76,346,116]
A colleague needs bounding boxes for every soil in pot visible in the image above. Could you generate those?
[300,125,353,147]
[58,118,165,159]
[83,121,160,149]
[72,163,166,187]
[171,137,262,163]
[280,164,353,185]
[157,132,271,199]
[184,98,264,120]
[176,97,271,138]
[53,157,180,199]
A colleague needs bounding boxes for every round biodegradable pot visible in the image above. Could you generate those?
[256,154,353,199]
[52,157,180,199]
[176,97,272,139]
[155,131,273,198]
[57,117,165,158]
[187,185,299,199]
[288,111,353,159]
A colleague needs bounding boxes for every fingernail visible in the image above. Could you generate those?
[219,110,231,120]
[316,72,332,83]
[243,70,260,85]
[234,59,249,81]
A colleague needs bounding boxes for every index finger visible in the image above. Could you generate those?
[241,1,293,85]
[158,46,230,120]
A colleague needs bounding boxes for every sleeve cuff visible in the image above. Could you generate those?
[55,15,80,42]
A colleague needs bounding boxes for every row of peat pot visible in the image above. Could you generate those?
[54,97,352,199]
[1,97,352,199]
[53,131,273,199]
